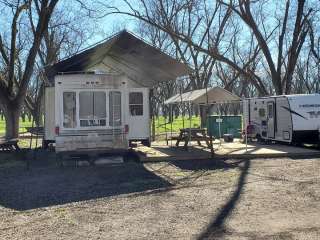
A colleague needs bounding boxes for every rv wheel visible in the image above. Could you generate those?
[142,139,151,147]
[43,140,49,149]
[256,134,262,142]
[292,142,303,147]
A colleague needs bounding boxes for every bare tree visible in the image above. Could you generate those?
[0,0,59,138]
[25,2,96,126]
[99,0,269,95]
[220,0,313,94]
[100,0,315,96]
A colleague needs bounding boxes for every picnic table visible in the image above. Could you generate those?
[0,137,20,151]
[25,127,44,136]
[172,128,214,155]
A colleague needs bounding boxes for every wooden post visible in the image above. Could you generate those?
[152,116,155,141]
[165,115,168,146]
[210,133,214,158]
[188,102,192,150]
[170,104,173,147]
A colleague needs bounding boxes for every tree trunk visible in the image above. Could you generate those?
[200,105,208,128]
[27,113,32,122]
[3,106,20,139]
[21,111,26,122]
[31,109,43,127]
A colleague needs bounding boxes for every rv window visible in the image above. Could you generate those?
[79,91,106,127]
[259,108,265,117]
[129,92,143,116]
[268,104,273,118]
[63,92,76,128]
[109,91,121,126]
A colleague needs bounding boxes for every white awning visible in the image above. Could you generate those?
[164,86,240,105]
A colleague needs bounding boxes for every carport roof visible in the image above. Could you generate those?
[46,30,190,87]
[164,87,240,105]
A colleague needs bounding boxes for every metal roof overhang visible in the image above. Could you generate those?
[164,87,240,105]
[46,30,190,87]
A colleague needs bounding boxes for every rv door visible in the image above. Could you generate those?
[267,102,275,138]
[127,88,150,140]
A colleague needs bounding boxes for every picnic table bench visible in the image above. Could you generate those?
[0,137,20,151]
[172,128,214,155]
[25,127,44,136]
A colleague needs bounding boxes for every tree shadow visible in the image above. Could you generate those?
[171,158,246,172]
[0,162,172,211]
[197,159,251,240]
[143,144,213,159]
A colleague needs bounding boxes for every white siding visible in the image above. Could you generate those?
[44,87,55,140]
[52,73,150,152]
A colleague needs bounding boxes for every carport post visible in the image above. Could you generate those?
[245,123,248,152]
[189,101,192,147]
[242,100,248,152]
[165,115,168,145]
[170,104,173,147]
[218,103,222,147]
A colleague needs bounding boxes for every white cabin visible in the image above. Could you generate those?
[243,94,320,144]
[44,30,188,152]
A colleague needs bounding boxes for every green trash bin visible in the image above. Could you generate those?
[206,115,242,138]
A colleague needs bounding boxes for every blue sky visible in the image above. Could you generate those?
[85,1,138,46]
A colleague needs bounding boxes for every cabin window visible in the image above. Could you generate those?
[129,92,143,116]
[259,108,265,117]
[79,91,106,127]
[109,91,121,126]
[63,92,76,128]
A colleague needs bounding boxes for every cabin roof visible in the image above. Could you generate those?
[164,87,240,105]
[46,30,189,87]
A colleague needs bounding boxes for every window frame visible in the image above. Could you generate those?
[62,91,77,128]
[129,92,144,116]
[258,108,266,118]
[109,91,122,127]
[268,104,274,118]
[79,91,107,127]
[60,89,123,130]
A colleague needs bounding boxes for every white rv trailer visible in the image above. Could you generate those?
[243,94,320,144]
[45,73,151,152]
[43,30,188,152]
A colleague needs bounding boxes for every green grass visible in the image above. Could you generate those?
[0,115,200,138]
[153,116,201,134]
[0,116,200,136]
[0,118,34,135]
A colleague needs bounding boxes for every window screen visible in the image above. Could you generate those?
[109,91,121,126]
[63,92,76,128]
[259,108,265,117]
[79,91,106,127]
[129,92,143,116]
[268,104,274,118]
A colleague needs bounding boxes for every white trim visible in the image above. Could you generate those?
[59,88,124,131]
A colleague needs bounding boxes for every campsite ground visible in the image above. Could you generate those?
[0,153,319,240]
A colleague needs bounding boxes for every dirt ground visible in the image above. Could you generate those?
[0,153,319,240]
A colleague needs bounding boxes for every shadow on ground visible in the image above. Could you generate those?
[0,161,171,211]
[171,158,246,171]
[197,159,251,240]
[145,145,213,158]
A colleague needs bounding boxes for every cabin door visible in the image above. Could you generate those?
[267,102,275,138]
[127,88,149,140]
